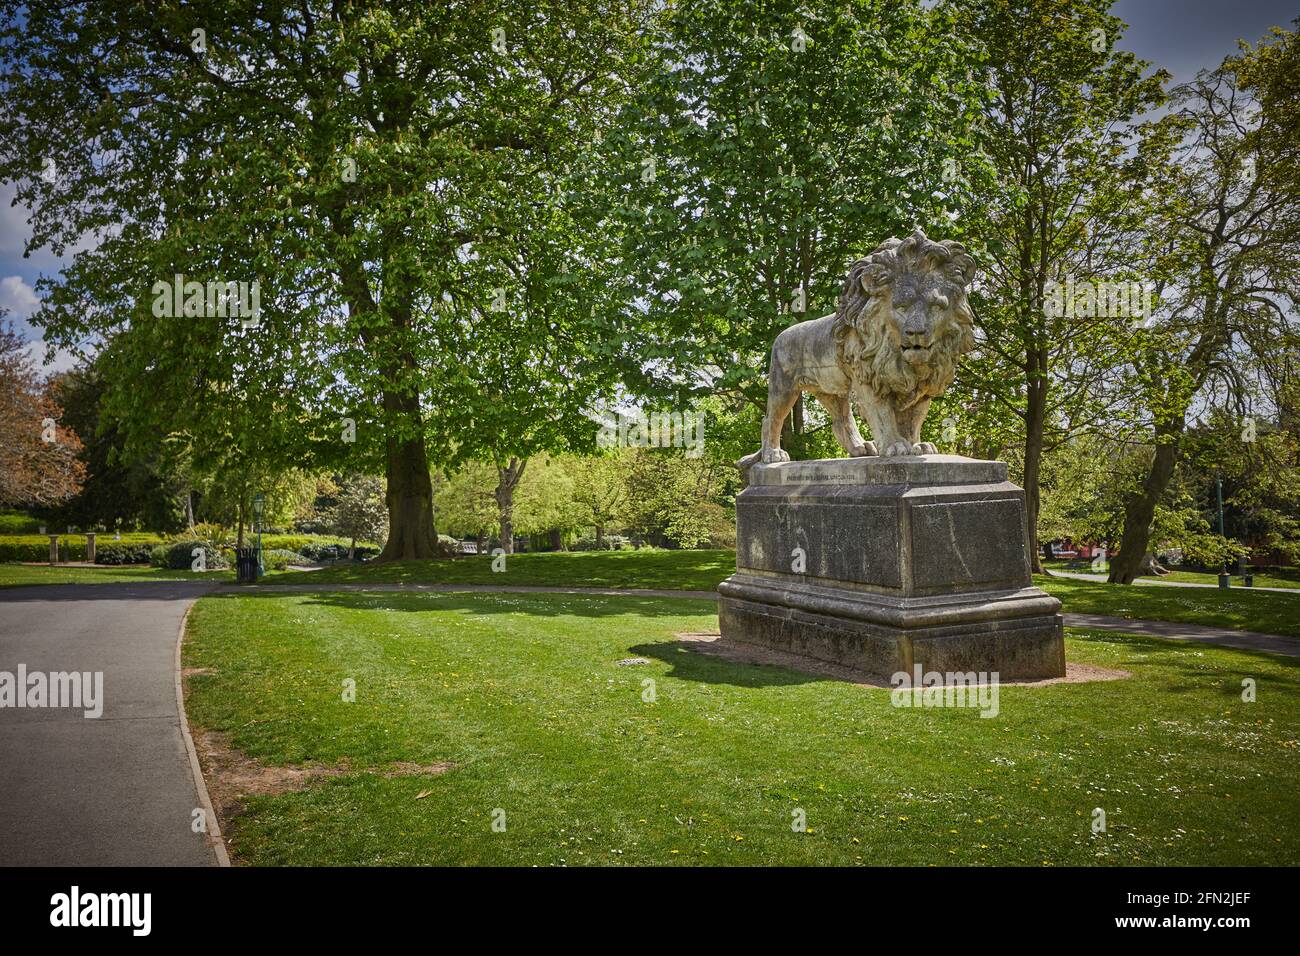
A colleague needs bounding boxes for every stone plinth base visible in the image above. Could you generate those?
[718,455,1065,680]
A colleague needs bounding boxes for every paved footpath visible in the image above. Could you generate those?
[1050,570,1299,594]
[0,582,223,866]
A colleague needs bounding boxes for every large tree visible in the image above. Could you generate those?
[48,357,185,531]
[1108,44,1300,583]
[0,320,85,510]
[0,0,650,559]
[606,0,987,455]
[951,0,1171,572]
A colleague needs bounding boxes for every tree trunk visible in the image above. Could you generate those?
[494,457,527,555]
[1109,421,1183,584]
[1022,361,1048,574]
[185,490,195,531]
[595,524,605,548]
[499,509,514,554]
[376,389,439,562]
[236,496,246,549]
[548,528,563,552]
[333,227,438,563]
[349,536,356,560]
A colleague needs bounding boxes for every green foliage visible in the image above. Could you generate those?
[150,539,227,571]
[572,534,633,552]
[948,0,1172,552]
[93,541,156,565]
[433,461,500,540]
[620,448,735,548]
[297,541,380,563]
[325,474,387,552]
[608,0,985,414]
[0,511,41,533]
[46,359,185,533]
[0,0,659,559]
[0,532,163,563]
[261,548,306,571]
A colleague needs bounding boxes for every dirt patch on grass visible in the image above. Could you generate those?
[673,633,1129,687]
[192,729,452,830]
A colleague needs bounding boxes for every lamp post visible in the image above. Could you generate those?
[1216,473,1230,589]
[252,492,265,579]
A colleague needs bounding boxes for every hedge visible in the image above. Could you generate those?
[0,531,378,565]
[0,533,164,563]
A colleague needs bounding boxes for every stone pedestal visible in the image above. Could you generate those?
[718,455,1064,680]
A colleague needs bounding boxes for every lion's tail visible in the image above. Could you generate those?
[735,449,762,475]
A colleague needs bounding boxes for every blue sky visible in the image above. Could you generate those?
[3,1,1296,371]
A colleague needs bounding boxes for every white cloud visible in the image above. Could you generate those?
[0,179,101,274]
[23,339,80,376]
[0,181,34,258]
[0,275,41,320]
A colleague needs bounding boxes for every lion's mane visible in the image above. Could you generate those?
[831,228,976,407]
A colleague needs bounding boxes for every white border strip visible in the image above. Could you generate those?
[174,599,232,867]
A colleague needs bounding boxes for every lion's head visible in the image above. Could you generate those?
[832,227,976,406]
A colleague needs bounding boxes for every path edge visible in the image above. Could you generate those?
[174,599,231,867]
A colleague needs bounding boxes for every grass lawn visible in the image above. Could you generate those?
[270,550,1300,638]
[270,549,736,591]
[0,564,233,587]
[1035,576,1300,639]
[1042,559,1300,591]
[10,547,1300,638]
[1136,569,1300,590]
[183,589,1300,866]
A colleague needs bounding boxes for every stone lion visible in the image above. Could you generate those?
[737,227,976,472]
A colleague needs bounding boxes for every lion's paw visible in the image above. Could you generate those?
[761,447,791,464]
[913,442,938,455]
[850,441,878,457]
[881,440,915,457]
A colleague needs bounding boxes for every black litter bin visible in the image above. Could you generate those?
[235,547,262,583]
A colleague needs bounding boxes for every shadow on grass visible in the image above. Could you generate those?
[629,628,1300,692]
[627,638,826,688]
[202,587,719,620]
[269,551,735,590]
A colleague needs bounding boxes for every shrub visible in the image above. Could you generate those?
[297,541,379,562]
[0,510,42,533]
[94,542,155,565]
[0,536,85,562]
[261,548,306,571]
[151,539,227,570]
[189,523,233,548]
[571,534,632,551]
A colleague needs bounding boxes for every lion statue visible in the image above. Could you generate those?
[736,227,976,474]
